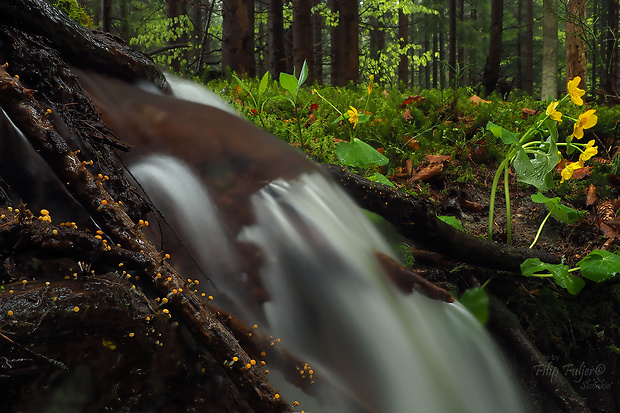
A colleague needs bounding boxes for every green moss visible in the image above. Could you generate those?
[46,0,94,28]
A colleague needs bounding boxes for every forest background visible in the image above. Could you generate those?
[58,0,618,100]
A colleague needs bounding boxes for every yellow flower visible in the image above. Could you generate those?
[546,101,562,122]
[578,139,598,163]
[560,161,584,183]
[347,106,359,128]
[571,109,597,140]
[367,74,374,95]
[567,77,585,106]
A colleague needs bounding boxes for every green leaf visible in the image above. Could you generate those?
[279,72,298,101]
[577,250,620,282]
[258,71,269,97]
[233,74,250,93]
[335,139,389,168]
[486,121,520,144]
[438,215,463,231]
[368,172,395,187]
[513,137,559,191]
[298,60,308,88]
[531,192,586,224]
[521,258,584,295]
[459,287,489,325]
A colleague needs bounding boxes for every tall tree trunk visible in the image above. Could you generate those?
[268,0,285,78]
[257,0,267,76]
[432,30,438,89]
[448,0,456,85]
[313,0,323,83]
[398,9,409,87]
[601,0,619,97]
[457,0,465,86]
[101,0,111,32]
[565,0,587,88]
[540,0,558,100]
[331,0,358,86]
[517,0,523,91]
[222,0,256,77]
[469,5,478,85]
[292,0,313,81]
[525,0,534,95]
[439,8,446,88]
[482,0,503,96]
[167,0,182,72]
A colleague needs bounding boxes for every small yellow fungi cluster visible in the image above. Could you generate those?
[38,209,52,223]
[82,160,94,166]
[297,363,315,383]
[7,310,14,316]
[138,219,149,227]
[59,222,78,229]
[102,338,116,350]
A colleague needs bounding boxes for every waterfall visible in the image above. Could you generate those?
[78,72,526,412]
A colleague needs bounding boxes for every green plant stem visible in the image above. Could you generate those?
[529,211,552,249]
[488,157,510,240]
[504,163,512,244]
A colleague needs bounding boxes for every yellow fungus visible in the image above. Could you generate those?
[15,74,19,79]
[98,174,103,179]
[7,310,13,316]
[126,273,131,278]
[45,282,50,286]
[161,297,168,304]
[293,401,299,407]
[73,306,80,312]
[252,324,258,329]
[250,359,256,365]
[52,229,58,235]
[118,263,124,267]
[167,277,172,282]
[201,292,206,297]
[95,235,102,239]
[274,393,280,399]
[104,175,109,180]
[0,215,5,219]
[64,275,70,280]
[40,209,49,216]
[260,351,266,357]
[128,332,135,338]
[172,289,178,294]
[265,370,270,374]
[245,363,251,369]
[101,200,108,206]
[156,273,162,278]
[178,288,182,292]
[232,356,239,362]
[135,275,140,281]
[164,253,171,259]
[96,230,103,235]
[260,361,266,366]
[7,207,12,211]
[162,309,169,314]
[208,295,214,301]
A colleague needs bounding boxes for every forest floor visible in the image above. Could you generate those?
[389,153,620,412]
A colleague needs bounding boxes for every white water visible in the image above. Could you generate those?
[108,75,526,412]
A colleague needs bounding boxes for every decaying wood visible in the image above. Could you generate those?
[321,164,561,272]
[0,62,290,411]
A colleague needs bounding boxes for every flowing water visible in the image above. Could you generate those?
[64,72,526,412]
[119,75,526,412]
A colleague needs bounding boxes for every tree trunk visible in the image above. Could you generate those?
[330,0,358,86]
[398,9,409,87]
[565,0,587,89]
[268,0,285,78]
[292,0,313,81]
[457,0,465,86]
[312,0,323,83]
[482,0,503,96]
[222,0,256,77]
[525,0,534,95]
[540,0,558,100]
[101,0,111,32]
[601,0,619,98]
[449,0,456,85]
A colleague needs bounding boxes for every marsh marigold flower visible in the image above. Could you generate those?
[579,139,598,163]
[560,161,583,183]
[347,106,359,128]
[567,77,586,106]
[571,109,597,140]
[546,101,562,122]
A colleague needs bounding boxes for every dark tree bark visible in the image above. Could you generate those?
[482,0,503,96]
[312,0,323,83]
[222,0,256,77]
[601,0,619,98]
[369,9,386,83]
[268,0,286,77]
[449,0,456,85]
[330,0,358,86]
[292,0,313,81]
[566,0,587,89]
[101,0,111,32]
[525,0,534,94]
[398,9,409,87]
